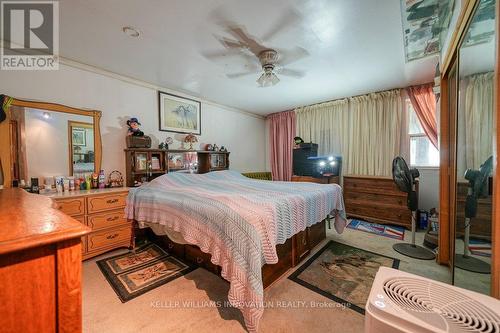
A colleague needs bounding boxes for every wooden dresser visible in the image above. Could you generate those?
[456,181,492,240]
[0,188,90,333]
[45,188,132,260]
[343,175,415,229]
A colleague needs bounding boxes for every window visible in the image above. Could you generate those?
[408,101,439,167]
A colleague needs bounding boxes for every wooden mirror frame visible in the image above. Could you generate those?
[0,97,102,186]
[440,0,500,298]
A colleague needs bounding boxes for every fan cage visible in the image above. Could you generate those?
[382,277,500,333]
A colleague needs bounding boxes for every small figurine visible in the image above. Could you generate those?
[127,117,144,137]
[220,146,227,152]
[212,144,219,151]
[165,137,173,149]
[184,133,198,150]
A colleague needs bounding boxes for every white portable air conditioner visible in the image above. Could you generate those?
[365,267,500,333]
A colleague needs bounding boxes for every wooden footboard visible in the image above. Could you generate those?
[135,220,327,288]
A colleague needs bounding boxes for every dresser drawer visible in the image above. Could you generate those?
[185,245,219,274]
[87,226,131,252]
[344,177,397,193]
[87,192,127,213]
[309,220,326,250]
[53,198,86,216]
[345,192,406,208]
[347,204,411,225]
[293,230,310,266]
[87,209,127,231]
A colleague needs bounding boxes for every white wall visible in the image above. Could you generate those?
[418,168,440,212]
[0,62,267,177]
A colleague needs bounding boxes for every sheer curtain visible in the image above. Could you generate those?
[267,111,296,181]
[295,99,350,166]
[465,72,494,170]
[348,90,402,176]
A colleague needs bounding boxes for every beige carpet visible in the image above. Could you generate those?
[83,225,455,333]
[83,237,364,333]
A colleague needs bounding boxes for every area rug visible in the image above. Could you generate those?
[97,243,196,302]
[288,240,400,314]
[347,219,405,240]
[469,239,492,257]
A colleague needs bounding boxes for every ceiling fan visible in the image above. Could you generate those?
[203,8,309,87]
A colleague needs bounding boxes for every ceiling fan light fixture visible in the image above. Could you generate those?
[257,72,280,87]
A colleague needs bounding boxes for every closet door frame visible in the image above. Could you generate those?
[440,0,500,298]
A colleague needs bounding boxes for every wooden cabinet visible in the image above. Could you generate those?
[291,175,339,184]
[49,188,132,260]
[125,149,168,187]
[343,175,414,229]
[0,189,90,333]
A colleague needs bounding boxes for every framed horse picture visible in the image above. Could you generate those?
[158,91,201,135]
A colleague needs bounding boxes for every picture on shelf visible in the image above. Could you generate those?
[158,91,201,135]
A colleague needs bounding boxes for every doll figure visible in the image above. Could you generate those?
[127,117,144,136]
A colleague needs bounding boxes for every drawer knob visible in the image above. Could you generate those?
[196,257,203,264]
[106,233,119,240]
[106,216,119,222]
[106,199,118,204]
[302,237,307,246]
[168,243,174,249]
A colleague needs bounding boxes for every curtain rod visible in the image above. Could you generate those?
[292,82,434,110]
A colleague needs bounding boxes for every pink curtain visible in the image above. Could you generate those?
[267,111,296,181]
[407,84,438,149]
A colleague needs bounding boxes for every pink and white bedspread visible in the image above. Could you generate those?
[125,170,346,332]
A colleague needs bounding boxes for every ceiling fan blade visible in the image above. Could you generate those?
[262,8,302,42]
[225,25,266,56]
[226,71,258,79]
[277,68,305,78]
[277,46,309,66]
[201,49,241,60]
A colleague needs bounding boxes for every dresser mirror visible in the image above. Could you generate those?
[453,0,495,295]
[8,98,102,183]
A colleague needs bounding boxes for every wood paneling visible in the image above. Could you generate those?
[0,247,56,333]
[56,239,83,333]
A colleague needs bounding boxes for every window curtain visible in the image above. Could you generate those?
[267,111,295,181]
[465,72,494,170]
[406,83,438,149]
[348,90,402,176]
[295,99,350,169]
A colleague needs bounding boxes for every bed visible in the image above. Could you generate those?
[125,170,346,332]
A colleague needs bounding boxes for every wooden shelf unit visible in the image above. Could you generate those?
[125,148,230,187]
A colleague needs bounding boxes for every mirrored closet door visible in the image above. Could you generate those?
[441,0,498,297]
[454,0,496,294]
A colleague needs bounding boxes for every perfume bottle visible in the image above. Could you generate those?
[98,170,105,189]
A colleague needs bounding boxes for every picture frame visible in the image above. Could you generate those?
[72,128,86,146]
[158,91,201,135]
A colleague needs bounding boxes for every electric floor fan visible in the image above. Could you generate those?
[455,156,493,274]
[392,157,435,260]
